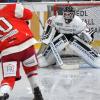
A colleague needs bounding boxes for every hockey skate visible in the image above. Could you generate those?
[0,93,9,100]
[33,87,43,100]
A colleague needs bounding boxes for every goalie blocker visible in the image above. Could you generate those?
[70,35,100,68]
[37,34,100,69]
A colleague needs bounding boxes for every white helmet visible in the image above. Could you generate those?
[63,6,75,24]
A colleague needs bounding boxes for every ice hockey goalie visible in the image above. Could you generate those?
[37,6,100,69]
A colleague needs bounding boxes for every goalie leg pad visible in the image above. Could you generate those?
[37,54,50,67]
[69,35,100,68]
[38,34,69,67]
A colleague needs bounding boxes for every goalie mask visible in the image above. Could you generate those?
[63,6,75,24]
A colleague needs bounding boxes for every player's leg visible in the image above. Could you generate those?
[0,55,21,100]
[37,45,57,67]
[22,46,43,100]
[23,66,43,100]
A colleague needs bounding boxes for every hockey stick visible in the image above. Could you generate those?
[30,4,44,30]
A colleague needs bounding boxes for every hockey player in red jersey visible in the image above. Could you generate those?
[0,3,43,100]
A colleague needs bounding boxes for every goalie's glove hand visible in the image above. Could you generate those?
[41,38,50,45]
[78,31,93,43]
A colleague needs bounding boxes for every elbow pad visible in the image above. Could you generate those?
[15,3,24,18]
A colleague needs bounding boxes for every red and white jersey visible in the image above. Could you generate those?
[0,3,37,56]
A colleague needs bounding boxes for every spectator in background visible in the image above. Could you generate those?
[0,0,91,2]
[41,0,91,1]
[19,0,42,2]
[0,0,17,2]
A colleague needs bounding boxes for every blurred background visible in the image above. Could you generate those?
[0,0,98,3]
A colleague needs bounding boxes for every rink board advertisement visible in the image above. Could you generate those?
[76,6,100,40]
[0,2,100,51]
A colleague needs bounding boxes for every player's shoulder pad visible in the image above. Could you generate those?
[74,15,86,26]
[47,16,56,25]
[73,15,87,33]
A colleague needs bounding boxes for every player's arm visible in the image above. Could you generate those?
[14,3,32,20]
[76,18,93,43]
[41,16,56,44]
[80,25,94,43]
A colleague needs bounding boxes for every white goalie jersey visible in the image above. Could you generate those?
[42,15,92,44]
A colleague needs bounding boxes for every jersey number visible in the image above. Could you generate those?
[0,17,13,33]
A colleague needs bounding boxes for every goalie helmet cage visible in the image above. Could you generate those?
[48,2,100,58]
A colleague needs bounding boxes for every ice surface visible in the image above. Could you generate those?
[39,68,100,100]
[0,59,100,100]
